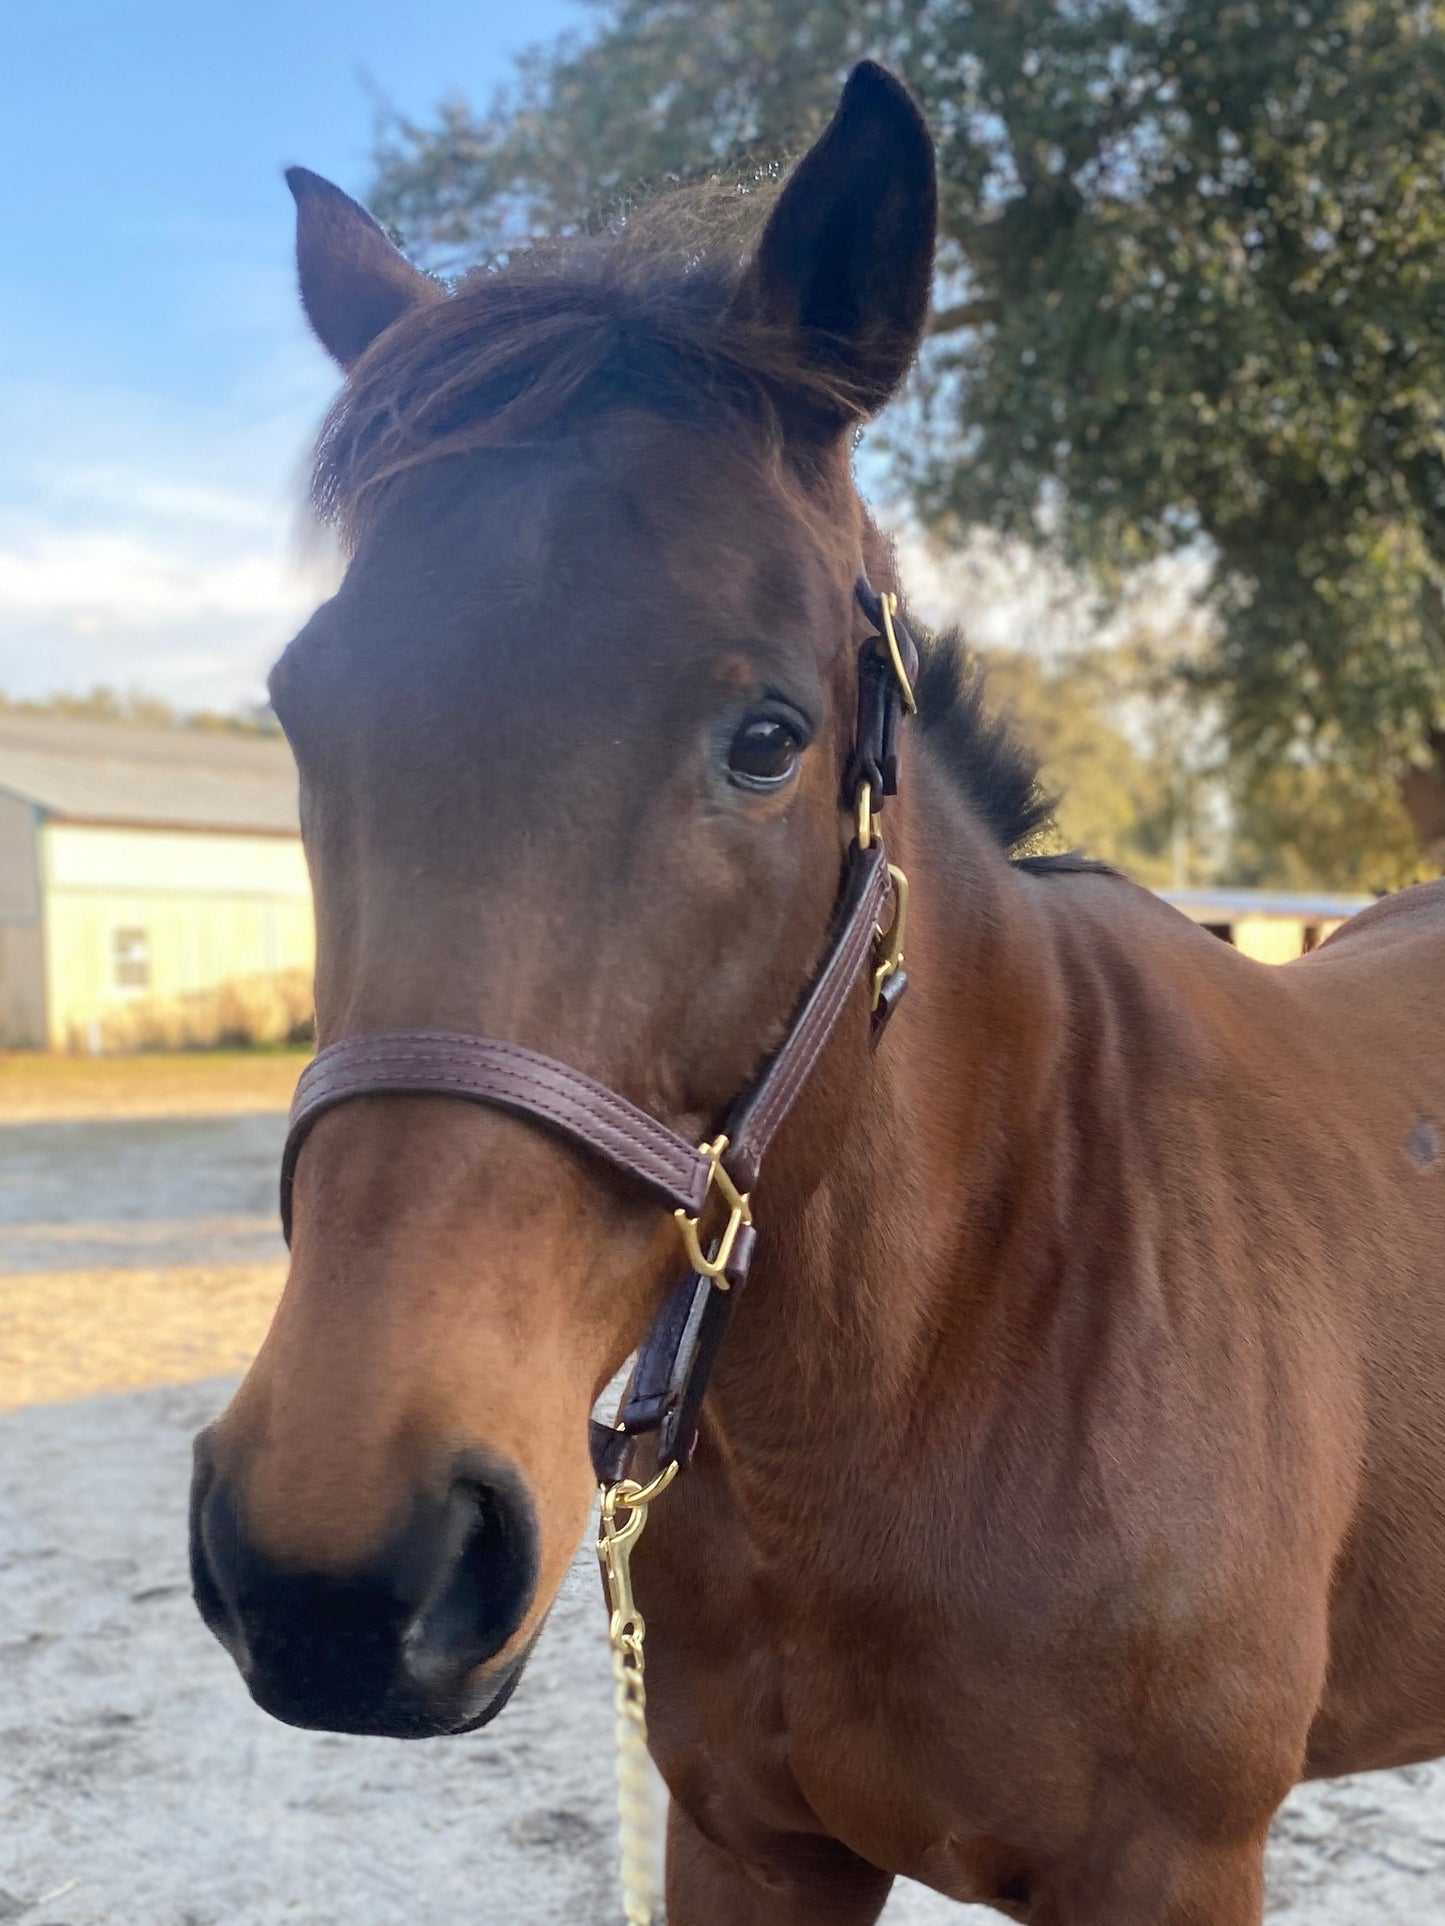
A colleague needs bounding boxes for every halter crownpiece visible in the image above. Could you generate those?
[278,572,920,1481]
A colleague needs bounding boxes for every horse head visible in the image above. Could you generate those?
[190,62,936,1739]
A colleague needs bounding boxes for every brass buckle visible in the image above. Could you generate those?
[856,781,876,850]
[871,863,910,1009]
[877,591,918,715]
[674,1134,752,1285]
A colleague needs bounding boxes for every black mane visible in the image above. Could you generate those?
[913,627,1059,862]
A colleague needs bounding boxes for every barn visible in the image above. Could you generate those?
[0,713,312,1050]
[1161,886,1375,964]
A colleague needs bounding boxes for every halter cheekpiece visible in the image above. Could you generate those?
[280,574,920,1484]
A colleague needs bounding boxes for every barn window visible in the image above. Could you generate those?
[112,927,151,990]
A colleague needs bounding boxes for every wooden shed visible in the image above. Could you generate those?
[0,715,312,1050]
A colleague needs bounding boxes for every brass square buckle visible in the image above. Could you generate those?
[674,1134,752,1285]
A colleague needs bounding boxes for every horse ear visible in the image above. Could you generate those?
[286,167,442,371]
[737,62,936,427]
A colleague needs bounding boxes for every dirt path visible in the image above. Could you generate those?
[0,1053,305,1126]
[1,1112,287,1410]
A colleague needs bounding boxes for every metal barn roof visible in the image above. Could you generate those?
[1162,886,1375,922]
[0,713,299,835]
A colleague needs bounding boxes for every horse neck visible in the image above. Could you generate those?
[707,753,1067,1489]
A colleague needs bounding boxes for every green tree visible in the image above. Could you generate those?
[1228,758,1428,893]
[979,648,1180,885]
[979,637,1428,891]
[371,0,1445,868]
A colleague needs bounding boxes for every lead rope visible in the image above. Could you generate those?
[597,1461,679,1924]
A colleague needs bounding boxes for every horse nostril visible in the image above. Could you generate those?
[187,1437,539,1734]
[189,1427,248,1660]
[403,1461,539,1687]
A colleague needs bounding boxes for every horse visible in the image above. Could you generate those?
[190,61,1445,1924]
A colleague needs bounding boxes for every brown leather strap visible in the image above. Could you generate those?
[279,851,891,1245]
[720,840,892,1194]
[849,576,920,808]
[281,1033,713,1243]
[587,844,893,1482]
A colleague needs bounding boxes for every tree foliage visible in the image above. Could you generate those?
[372,0,1445,863]
[979,648,1179,886]
[984,641,1429,891]
[1228,755,1429,892]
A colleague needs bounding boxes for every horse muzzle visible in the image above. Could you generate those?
[188,1428,539,1737]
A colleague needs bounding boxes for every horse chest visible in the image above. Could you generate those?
[657,1544,1106,1898]
[653,1482,1293,1905]
[778,1595,1098,1873]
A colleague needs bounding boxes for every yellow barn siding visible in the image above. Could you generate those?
[43,823,310,898]
[1208,914,1351,964]
[1166,893,1370,966]
[1230,917,1309,966]
[39,824,314,1050]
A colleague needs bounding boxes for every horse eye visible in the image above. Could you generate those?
[726,714,805,789]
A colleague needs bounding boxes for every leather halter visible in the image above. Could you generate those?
[280,575,919,1485]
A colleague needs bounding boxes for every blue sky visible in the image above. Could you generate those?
[0,0,583,710]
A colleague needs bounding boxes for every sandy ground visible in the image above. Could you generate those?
[0,1264,283,1412]
[0,1054,306,1126]
[4,1097,1445,1921]
[1,1114,288,1411]
[4,1380,1445,1924]
[0,1115,286,1271]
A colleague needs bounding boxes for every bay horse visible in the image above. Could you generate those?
[190,61,1445,1924]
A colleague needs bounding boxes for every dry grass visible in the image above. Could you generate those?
[0,1049,308,1123]
[0,1261,284,1411]
[94,968,315,1053]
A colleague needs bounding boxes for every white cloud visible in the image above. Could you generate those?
[0,333,1213,721]
[0,517,340,711]
[45,470,287,537]
[0,361,340,713]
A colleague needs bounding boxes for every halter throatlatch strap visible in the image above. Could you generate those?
[276,573,918,1482]
[723,838,892,1193]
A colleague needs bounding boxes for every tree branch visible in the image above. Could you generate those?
[930,298,1001,333]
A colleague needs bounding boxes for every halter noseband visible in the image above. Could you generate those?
[279,574,919,1484]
